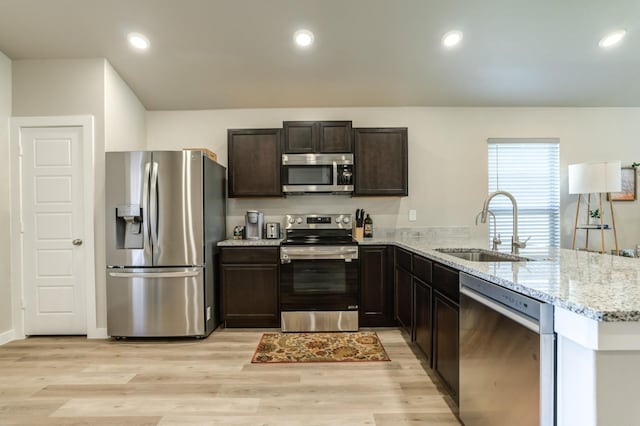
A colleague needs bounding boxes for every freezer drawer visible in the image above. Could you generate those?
[107,267,206,337]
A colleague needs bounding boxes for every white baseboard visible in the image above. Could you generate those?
[0,329,16,345]
[87,327,109,339]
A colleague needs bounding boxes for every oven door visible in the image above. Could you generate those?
[280,257,359,311]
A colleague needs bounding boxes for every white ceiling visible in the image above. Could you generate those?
[0,0,638,110]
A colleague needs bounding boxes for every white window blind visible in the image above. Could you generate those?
[487,139,560,255]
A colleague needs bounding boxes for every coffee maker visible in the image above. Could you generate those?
[245,210,264,240]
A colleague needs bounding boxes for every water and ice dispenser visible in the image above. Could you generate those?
[115,204,143,249]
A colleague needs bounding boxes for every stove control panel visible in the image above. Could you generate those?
[285,214,352,229]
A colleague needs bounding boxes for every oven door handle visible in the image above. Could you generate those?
[280,251,358,263]
[281,257,355,263]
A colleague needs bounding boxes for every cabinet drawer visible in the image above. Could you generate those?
[432,263,459,303]
[395,247,412,272]
[221,247,279,264]
[413,255,432,284]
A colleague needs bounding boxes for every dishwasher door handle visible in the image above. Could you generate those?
[461,286,539,333]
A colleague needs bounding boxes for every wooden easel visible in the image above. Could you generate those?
[571,192,619,254]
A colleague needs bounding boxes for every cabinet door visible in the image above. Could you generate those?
[319,121,352,153]
[395,266,413,338]
[354,128,408,196]
[432,263,459,303]
[359,246,394,327]
[283,121,317,153]
[433,291,459,402]
[414,278,432,365]
[228,129,282,197]
[221,264,279,327]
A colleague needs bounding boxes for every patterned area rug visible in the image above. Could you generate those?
[251,331,390,363]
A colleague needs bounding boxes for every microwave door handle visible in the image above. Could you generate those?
[333,161,338,188]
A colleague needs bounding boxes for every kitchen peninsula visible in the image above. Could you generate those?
[373,234,640,426]
[222,233,640,426]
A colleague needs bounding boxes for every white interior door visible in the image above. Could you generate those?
[21,126,87,335]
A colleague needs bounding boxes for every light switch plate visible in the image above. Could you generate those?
[409,209,417,221]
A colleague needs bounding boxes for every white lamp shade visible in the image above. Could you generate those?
[568,161,622,194]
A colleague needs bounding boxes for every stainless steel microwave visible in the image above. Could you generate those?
[281,153,354,194]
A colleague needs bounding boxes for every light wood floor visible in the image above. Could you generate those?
[0,328,461,425]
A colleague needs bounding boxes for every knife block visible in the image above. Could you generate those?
[354,226,364,241]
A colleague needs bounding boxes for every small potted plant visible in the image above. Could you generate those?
[589,208,601,225]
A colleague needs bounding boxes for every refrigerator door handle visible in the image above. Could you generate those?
[149,161,159,253]
[109,271,200,279]
[142,162,151,247]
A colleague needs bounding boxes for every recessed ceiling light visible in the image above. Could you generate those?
[293,29,314,48]
[127,32,150,50]
[599,30,626,48]
[442,30,463,48]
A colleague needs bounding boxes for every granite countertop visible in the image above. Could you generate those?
[368,235,640,323]
[219,233,640,322]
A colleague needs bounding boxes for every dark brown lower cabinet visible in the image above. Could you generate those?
[220,247,279,328]
[359,246,395,327]
[413,278,432,366]
[433,291,459,403]
[395,266,413,337]
[390,248,459,406]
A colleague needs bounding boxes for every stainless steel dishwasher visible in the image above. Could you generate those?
[459,272,555,426]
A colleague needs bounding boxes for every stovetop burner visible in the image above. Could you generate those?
[283,213,355,246]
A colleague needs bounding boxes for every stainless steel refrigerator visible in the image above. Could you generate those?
[105,151,226,338]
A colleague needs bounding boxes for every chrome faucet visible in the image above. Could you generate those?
[479,190,529,255]
[476,210,501,251]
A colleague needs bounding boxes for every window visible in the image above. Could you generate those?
[487,139,560,255]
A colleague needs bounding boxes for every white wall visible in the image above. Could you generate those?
[0,51,12,337]
[12,59,106,330]
[104,61,146,151]
[146,107,640,250]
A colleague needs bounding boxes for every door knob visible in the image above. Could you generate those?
[72,239,83,246]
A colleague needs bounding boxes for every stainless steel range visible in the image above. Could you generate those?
[280,213,359,332]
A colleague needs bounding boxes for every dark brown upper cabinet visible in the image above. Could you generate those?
[227,128,282,197]
[283,121,352,154]
[354,127,408,196]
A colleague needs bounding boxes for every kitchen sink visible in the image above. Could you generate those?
[435,248,532,262]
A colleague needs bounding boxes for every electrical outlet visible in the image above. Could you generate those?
[409,209,417,221]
